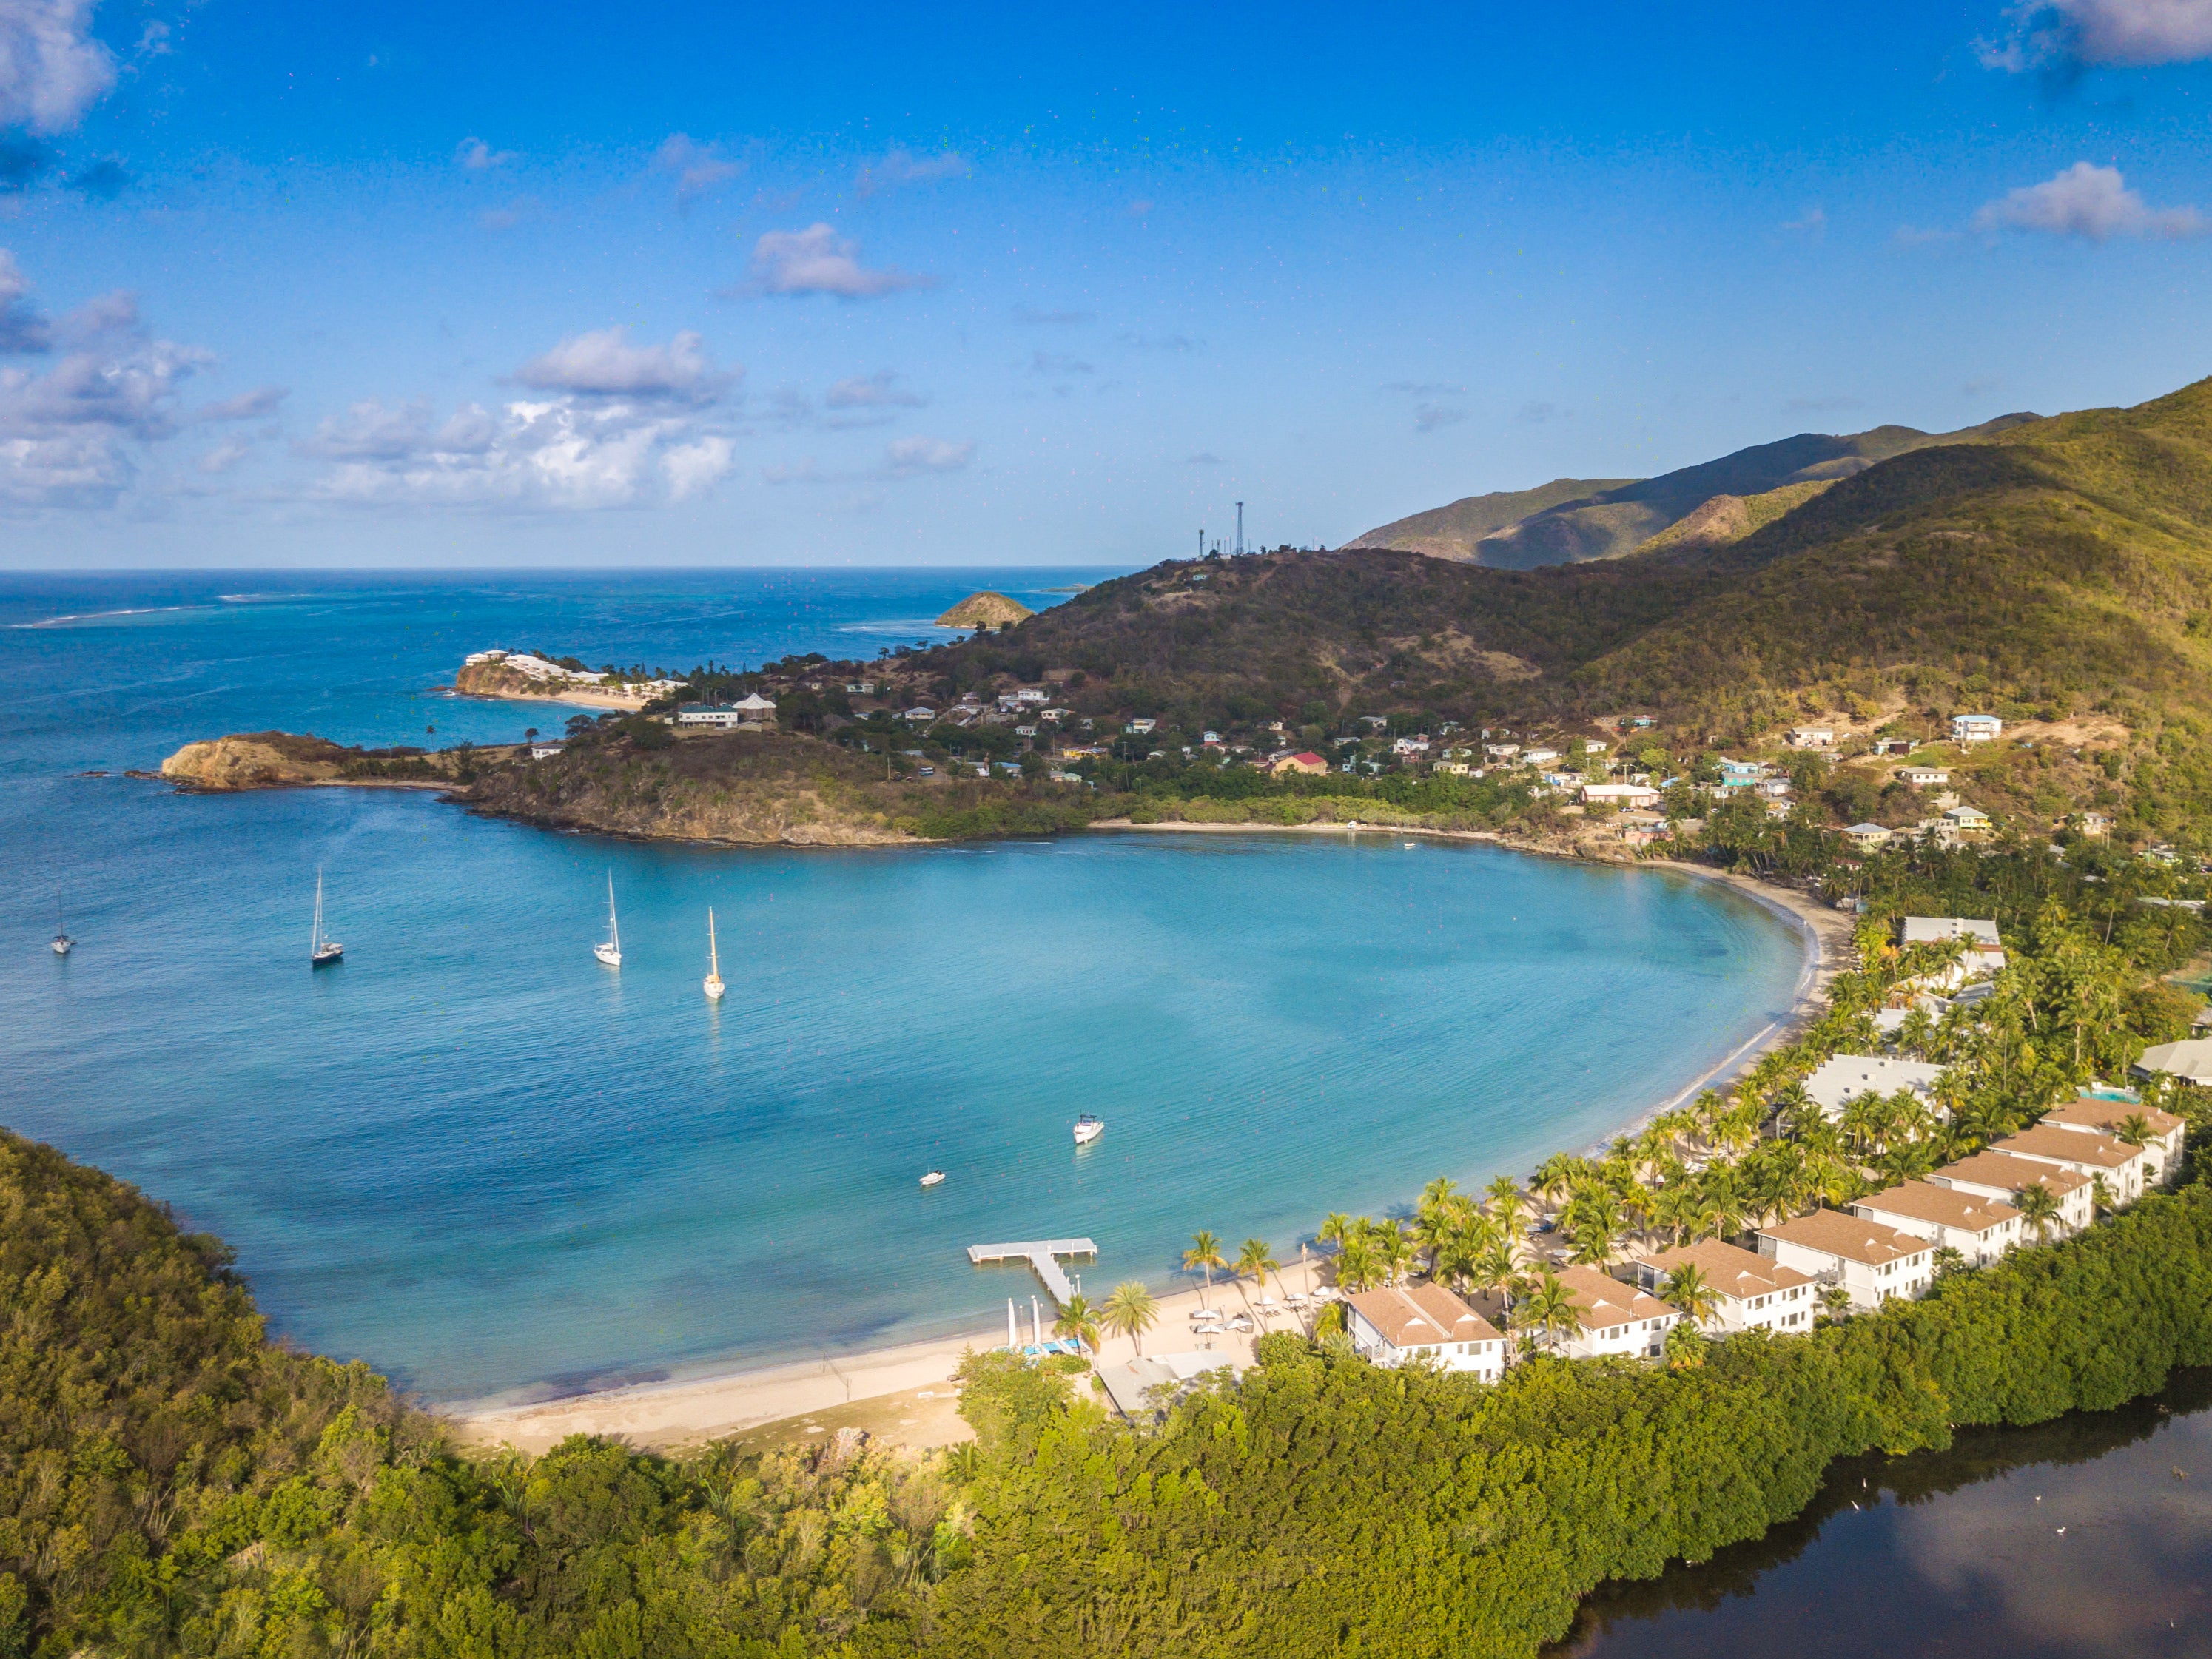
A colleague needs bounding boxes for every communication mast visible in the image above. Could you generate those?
[1235,502,1244,556]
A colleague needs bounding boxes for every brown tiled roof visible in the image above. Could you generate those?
[2040,1099,2182,1138]
[1934,1150,2090,1198]
[1994,1124,2142,1171]
[1631,1239,1810,1302]
[1345,1282,1500,1350]
[1760,1209,1929,1268]
[1551,1265,1678,1330]
[1854,1180,2019,1235]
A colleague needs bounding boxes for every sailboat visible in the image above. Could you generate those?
[50,902,71,956]
[310,869,343,966]
[594,874,622,967]
[703,907,726,1000]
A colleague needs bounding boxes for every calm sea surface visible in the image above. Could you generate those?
[0,571,1806,1402]
[1557,1370,2212,1659]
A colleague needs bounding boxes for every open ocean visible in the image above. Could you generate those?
[0,569,1805,1402]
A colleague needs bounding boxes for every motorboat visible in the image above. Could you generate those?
[309,869,343,966]
[919,1170,947,1188]
[594,872,622,967]
[1072,1114,1104,1145]
[704,908,726,1000]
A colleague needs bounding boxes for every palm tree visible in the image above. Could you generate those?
[1318,1212,1353,1251]
[1419,1175,1462,1213]
[1485,1176,1529,1238]
[2114,1111,2153,1151]
[1103,1281,1159,1356]
[1052,1293,1101,1353]
[1334,1231,1380,1293]
[2091,1173,2117,1216]
[1375,1222,1414,1286]
[1929,1245,1966,1281]
[1184,1230,1227,1308]
[2014,1180,2063,1243]
[1234,1238,1279,1314]
[1515,1269,1585,1353]
[1815,1284,1853,1324]
[1658,1262,1721,1330]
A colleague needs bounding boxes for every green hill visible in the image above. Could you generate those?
[1348,414,2037,567]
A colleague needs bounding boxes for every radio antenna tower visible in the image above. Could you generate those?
[1235,502,1244,556]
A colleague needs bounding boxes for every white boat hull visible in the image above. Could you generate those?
[312,945,343,966]
[920,1171,946,1187]
[594,943,622,967]
[1072,1121,1103,1145]
[704,975,725,1000]
[50,938,70,956]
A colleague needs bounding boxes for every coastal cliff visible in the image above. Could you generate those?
[161,732,465,791]
[452,650,659,710]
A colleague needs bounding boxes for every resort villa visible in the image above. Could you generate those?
[1991,1123,2151,1204]
[1931,1151,2094,1235]
[1271,751,1330,775]
[1899,916,2007,986]
[675,694,777,730]
[1852,1180,2022,1266]
[1630,1239,1815,1333]
[2041,1097,2186,1185]
[1548,1265,1681,1359]
[1842,823,1892,852]
[1581,782,1661,810]
[1756,1211,1934,1311]
[1802,1054,1947,1120]
[2134,1037,2212,1088]
[1951,713,2004,744]
[1345,1283,1506,1381]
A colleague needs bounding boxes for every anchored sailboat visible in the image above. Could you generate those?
[310,869,343,966]
[50,902,71,956]
[703,907,726,1000]
[594,874,622,967]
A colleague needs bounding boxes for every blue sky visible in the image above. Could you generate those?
[5,0,2212,566]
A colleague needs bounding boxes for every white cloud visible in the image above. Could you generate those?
[1028,350,1093,377]
[0,337,210,505]
[745,223,930,298]
[1972,161,2207,240]
[1985,1,2212,68]
[196,385,288,422]
[1416,403,1468,431]
[855,147,968,198]
[455,136,518,170]
[303,395,733,510]
[0,0,116,135]
[197,438,250,474]
[653,133,742,207]
[824,370,922,409]
[511,327,736,405]
[884,435,970,475]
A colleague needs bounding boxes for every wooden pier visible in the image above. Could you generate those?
[967,1238,1097,1305]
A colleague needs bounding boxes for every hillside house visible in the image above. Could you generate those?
[1126,719,1157,735]
[1788,726,1836,748]
[1851,1180,2021,1266]
[1756,1211,1933,1311]
[1898,767,1951,787]
[1940,804,1992,843]
[1952,713,2003,744]
[1842,823,1893,852]
[1930,1151,2094,1234]
[1900,916,2006,986]
[2078,812,2113,837]
[1582,783,1661,810]
[1345,1282,1505,1381]
[1549,1266,1681,1359]
[1272,751,1329,776]
[2133,1037,2212,1088]
[676,704,746,729]
[1629,1240,1815,1333]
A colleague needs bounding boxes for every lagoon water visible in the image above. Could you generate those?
[0,571,1805,1401]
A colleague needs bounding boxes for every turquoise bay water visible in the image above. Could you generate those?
[0,572,1805,1402]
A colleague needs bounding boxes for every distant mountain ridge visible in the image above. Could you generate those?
[1349,413,2041,568]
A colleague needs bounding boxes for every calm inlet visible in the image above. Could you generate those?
[0,573,1806,1402]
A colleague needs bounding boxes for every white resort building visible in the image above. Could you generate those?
[1802,1054,1948,1121]
[1345,1283,1506,1381]
[1851,1180,2022,1267]
[1548,1265,1681,1359]
[1930,1150,2094,1235]
[1991,1123,2150,1204]
[1756,1210,1934,1311]
[1629,1239,1815,1333]
[2040,1097,2185,1185]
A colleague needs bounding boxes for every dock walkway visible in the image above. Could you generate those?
[967,1237,1097,1305]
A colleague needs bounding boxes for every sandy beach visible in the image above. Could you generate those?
[447,847,1844,1458]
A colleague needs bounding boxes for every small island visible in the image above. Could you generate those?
[935,590,1033,629]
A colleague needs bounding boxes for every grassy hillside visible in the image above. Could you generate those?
[923,377,2212,846]
[1348,414,2034,567]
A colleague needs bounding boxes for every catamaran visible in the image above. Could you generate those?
[50,903,71,956]
[703,908,726,1000]
[594,874,622,967]
[310,869,343,966]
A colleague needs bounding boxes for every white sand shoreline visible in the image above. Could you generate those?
[445,844,1844,1456]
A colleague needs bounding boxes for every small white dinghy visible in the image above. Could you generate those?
[919,1170,947,1188]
